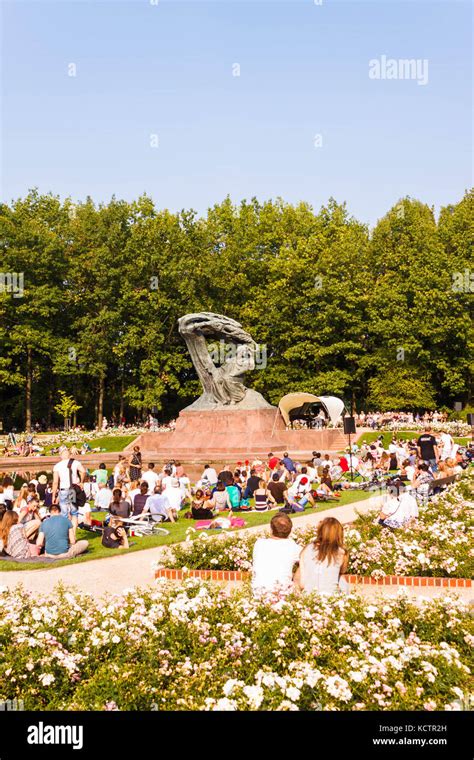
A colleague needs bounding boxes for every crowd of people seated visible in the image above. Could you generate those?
[0,428,471,561]
[356,409,449,429]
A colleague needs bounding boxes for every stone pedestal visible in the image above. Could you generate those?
[130,407,351,461]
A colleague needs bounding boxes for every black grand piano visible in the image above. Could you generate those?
[288,402,327,429]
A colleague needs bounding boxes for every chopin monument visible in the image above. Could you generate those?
[178,312,272,411]
[133,312,348,459]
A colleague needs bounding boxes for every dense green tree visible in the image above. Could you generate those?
[0,190,70,430]
[366,197,471,408]
[0,189,472,429]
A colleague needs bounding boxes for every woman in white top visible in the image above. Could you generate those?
[13,485,29,514]
[1,477,14,504]
[295,517,349,595]
[379,480,418,529]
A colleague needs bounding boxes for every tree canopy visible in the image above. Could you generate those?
[0,189,472,429]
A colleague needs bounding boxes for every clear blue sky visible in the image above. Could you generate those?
[1,0,472,226]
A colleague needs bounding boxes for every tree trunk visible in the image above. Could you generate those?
[119,377,125,421]
[25,348,33,432]
[97,375,105,430]
[46,379,53,430]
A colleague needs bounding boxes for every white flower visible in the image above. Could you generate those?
[286,686,301,702]
[364,606,378,619]
[223,679,240,697]
[243,685,264,709]
[39,673,55,686]
[325,676,352,703]
[212,698,237,711]
[277,700,299,711]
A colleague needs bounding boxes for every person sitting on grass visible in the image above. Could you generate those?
[412,462,434,501]
[36,504,89,559]
[435,460,455,478]
[178,472,192,504]
[217,465,234,487]
[295,517,349,595]
[304,461,318,483]
[252,513,301,594]
[198,463,218,490]
[226,481,243,511]
[91,462,108,486]
[101,517,129,550]
[267,472,288,505]
[1,477,14,506]
[378,480,418,529]
[94,481,113,511]
[253,479,277,512]
[132,481,149,517]
[281,452,297,481]
[0,510,41,558]
[162,477,184,513]
[13,485,29,513]
[109,488,131,519]
[18,496,42,529]
[319,467,341,497]
[293,466,313,489]
[313,469,340,501]
[400,458,416,484]
[142,487,177,523]
[208,481,232,512]
[286,476,316,510]
[190,489,215,520]
[82,474,97,502]
[159,466,174,491]
[243,468,261,500]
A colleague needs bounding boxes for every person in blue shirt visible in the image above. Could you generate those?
[37,505,88,558]
[282,452,296,479]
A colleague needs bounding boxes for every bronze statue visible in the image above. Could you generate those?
[178,312,273,410]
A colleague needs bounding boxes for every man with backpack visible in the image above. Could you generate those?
[52,446,86,531]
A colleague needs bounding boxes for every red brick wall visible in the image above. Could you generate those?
[154,568,471,587]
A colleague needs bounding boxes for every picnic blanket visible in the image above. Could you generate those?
[195,517,247,530]
[0,554,61,564]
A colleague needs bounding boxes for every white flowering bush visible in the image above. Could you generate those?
[0,583,472,711]
[344,481,473,578]
[158,476,473,578]
[383,421,471,437]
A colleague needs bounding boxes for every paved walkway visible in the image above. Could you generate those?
[0,496,382,599]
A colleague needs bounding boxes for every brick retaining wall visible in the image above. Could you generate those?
[154,568,471,587]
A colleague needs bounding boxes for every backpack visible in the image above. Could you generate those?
[107,474,115,490]
[67,459,87,508]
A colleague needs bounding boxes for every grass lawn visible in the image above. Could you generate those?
[357,430,469,447]
[40,435,137,454]
[0,488,376,571]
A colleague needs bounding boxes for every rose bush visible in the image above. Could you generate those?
[384,421,471,437]
[0,583,472,711]
[157,476,473,578]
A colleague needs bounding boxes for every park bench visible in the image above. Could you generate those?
[427,474,458,496]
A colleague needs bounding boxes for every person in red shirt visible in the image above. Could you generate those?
[268,452,280,470]
[339,456,349,473]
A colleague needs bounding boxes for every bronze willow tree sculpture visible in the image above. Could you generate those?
[178,312,273,411]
